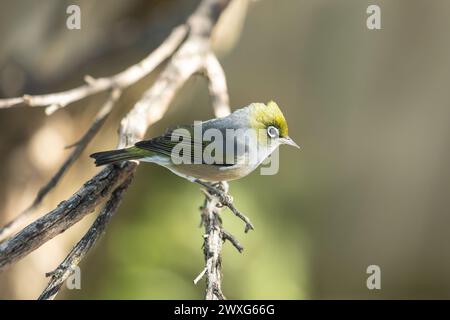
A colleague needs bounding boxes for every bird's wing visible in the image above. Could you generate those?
[134,125,237,166]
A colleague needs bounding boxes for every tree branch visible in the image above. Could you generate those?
[200,187,226,300]
[0,0,251,301]
[0,0,231,269]
[0,162,136,271]
[37,175,133,300]
[0,88,122,243]
[204,53,231,118]
[0,25,188,114]
[192,52,251,299]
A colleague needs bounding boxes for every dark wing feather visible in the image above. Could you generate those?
[135,125,236,166]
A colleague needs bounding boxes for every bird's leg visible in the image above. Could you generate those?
[194,179,254,233]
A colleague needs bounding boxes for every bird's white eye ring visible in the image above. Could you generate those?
[267,125,279,138]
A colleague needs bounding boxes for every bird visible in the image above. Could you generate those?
[90,101,299,182]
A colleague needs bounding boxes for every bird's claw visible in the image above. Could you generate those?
[195,179,254,233]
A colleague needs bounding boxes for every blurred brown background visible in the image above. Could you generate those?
[1,0,450,299]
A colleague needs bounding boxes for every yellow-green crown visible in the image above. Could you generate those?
[249,101,288,137]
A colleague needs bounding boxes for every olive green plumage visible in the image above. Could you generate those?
[249,101,289,138]
[91,146,147,166]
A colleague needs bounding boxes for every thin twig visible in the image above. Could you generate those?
[38,175,133,300]
[0,89,122,243]
[221,228,244,253]
[0,25,188,113]
[193,267,208,285]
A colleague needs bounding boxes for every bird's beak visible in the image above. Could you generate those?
[281,136,300,149]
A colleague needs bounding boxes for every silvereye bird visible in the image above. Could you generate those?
[90,101,299,182]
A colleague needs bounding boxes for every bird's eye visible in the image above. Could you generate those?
[267,126,279,138]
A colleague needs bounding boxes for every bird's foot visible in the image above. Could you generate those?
[195,180,254,233]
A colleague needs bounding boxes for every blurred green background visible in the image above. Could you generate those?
[1,0,450,299]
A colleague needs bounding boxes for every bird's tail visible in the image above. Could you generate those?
[90,147,143,166]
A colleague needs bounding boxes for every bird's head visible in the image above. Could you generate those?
[249,101,300,149]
